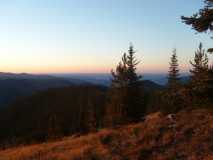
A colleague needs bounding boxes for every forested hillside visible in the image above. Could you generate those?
[0,86,107,147]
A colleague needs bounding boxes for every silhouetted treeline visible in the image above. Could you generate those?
[0,85,107,147]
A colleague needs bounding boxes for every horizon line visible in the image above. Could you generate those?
[0,71,190,75]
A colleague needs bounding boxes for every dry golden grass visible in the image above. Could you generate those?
[1,108,213,160]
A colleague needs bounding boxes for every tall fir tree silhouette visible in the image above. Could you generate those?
[125,45,143,121]
[111,44,141,87]
[126,45,142,85]
[168,49,180,90]
[163,49,183,113]
[190,43,209,98]
[108,44,144,124]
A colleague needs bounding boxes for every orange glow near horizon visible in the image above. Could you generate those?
[0,66,110,74]
[0,51,190,74]
[0,63,190,74]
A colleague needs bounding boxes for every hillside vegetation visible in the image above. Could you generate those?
[1,108,213,160]
[0,86,107,147]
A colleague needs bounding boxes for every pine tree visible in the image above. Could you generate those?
[164,49,183,113]
[107,44,144,125]
[168,49,180,90]
[125,45,143,121]
[190,43,209,100]
[181,0,213,52]
[181,0,213,35]
[126,45,142,85]
[111,45,142,87]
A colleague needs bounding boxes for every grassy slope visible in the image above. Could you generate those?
[1,109,213,160]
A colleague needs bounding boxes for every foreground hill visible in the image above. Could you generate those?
[1,108,213,160]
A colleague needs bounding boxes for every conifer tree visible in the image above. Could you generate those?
[181,0,213,35]
[181,0,213,52]
[126,45,142,85]
[107,44,144,124]
[125,45,143,121]
[111,45,142,87]
[164,49,183,113]
[190,43,209,99]
[168,49,180,90]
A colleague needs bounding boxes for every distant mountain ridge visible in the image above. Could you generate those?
[0,72,184,108]
[0,72,54,80]
[53,73,190,86]
[0,72,89,107]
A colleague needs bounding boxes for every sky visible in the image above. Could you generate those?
[0,0,212,74]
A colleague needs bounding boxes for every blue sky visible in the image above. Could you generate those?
[0,0,212,73]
